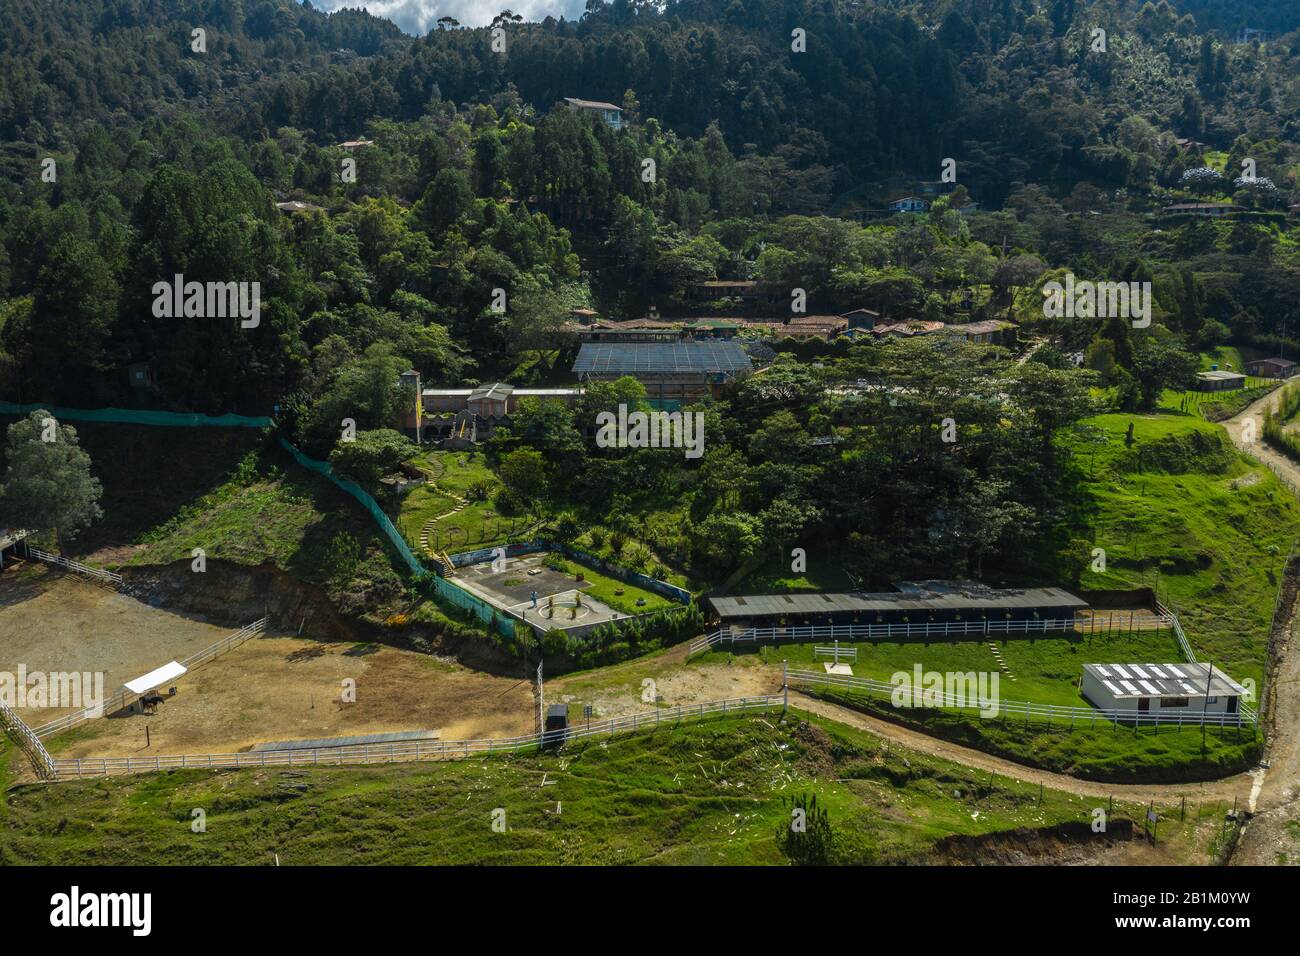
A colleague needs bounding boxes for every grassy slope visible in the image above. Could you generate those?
[805,686,1259,783]
[0,714,1226,866]
[1068,413,1300,692]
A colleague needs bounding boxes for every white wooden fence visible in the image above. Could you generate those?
[688,611,1174,656]
[814,644,858,663]
[51,694,784,779]
[30,618,268,740]
[28,547,123,587]
[787,668,1257,729]
[0,697,57,780]
[1155,600,1197,664]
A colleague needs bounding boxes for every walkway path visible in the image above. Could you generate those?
[788,692,1252,804]
[1220,386,1300,862]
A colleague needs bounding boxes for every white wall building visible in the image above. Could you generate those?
[1080,663,1247,718]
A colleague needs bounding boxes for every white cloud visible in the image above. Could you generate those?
[310,0,586,33]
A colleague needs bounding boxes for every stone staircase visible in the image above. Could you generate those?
[417,483,469,558]
[987,641,1016,681]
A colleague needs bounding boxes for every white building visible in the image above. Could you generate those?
[888,196,929,214]
[1080,663,1247,718]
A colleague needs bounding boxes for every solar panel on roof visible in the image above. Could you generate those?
[1113,665,1132,679]
[1097,665,1111,677]
[1139,680,1160,695]
[1131,665,1149,679]
[1103,680,1123,695]
[1148,665,1167,678]
[1167,664,1185,678]
[1120,680,1139,695]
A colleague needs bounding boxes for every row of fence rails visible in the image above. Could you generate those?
[179,617,267,670]
[27,547,123,586]
[30,617,269,740]
[0,697,58,780]
[51,694,785,779]
[688,610,1178,656]
[786,668,1256,729]
[1153,600,1198,664]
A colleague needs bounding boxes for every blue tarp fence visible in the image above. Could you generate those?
[0,402,272,429]
[277,439,517,639]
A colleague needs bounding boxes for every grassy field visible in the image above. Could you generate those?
[0,715,1230,865]
[721,627,1186,708]
[1062,413,1300,693]
[803,687,1260,783]
[539,554,677,615]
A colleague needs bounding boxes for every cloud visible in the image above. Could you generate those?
[310,0,587,33]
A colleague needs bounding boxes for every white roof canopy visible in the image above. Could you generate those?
[124,661,187,695]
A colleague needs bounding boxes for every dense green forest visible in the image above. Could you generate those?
[0,0,1298,586]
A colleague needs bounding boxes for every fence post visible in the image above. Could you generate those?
[782,660,789,713]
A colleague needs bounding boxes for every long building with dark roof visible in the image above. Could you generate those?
[708,580,1088,627]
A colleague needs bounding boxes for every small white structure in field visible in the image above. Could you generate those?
[1080,663,1246,718]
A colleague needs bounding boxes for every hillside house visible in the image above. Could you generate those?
[889,196,929,214]
[1194,370,1246,392]
[1161,202,1241,218]
[840,308,881,328]
[563,98,623,130]
[1245,357,1298,379]
[946,320,1017,346]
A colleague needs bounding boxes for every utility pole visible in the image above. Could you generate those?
[1201,660,1215,747]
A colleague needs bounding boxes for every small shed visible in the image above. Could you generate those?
[1245,357,1298,379]
[542,704,569,749]
[1195,370,1246,392]
[0,528,32,569]
[1080,663,1246,718]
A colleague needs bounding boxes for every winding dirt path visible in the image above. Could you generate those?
[789,692,1252,805]
[1220,387,1300,863]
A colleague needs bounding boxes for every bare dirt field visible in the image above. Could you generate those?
[2,565,774,761]
[0,566,237,722]
[48,635,539,759]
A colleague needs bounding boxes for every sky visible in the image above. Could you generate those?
[311,0,587,32]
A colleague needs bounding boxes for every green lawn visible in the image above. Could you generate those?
[542,554,676,615]
[0,714,1229,865]
[732,627,1184,707]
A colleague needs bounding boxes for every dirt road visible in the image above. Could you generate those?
[1222,388,1300,863]
[789,693,1252,805]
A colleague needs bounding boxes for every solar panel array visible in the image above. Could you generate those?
[573,341,754,375]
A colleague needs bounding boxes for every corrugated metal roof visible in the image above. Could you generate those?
[709,583,1087,619]
[573,342,753,375]
[1083,663,1246,698]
